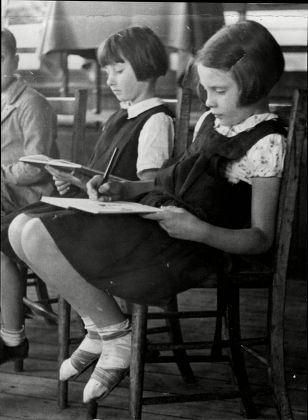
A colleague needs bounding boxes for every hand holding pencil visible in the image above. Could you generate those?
[87,147,120,201]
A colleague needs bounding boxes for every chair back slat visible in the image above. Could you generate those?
[47,89,88,164]
[273,89,306,275]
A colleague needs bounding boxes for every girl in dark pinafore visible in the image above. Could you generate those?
[4,21,286,405]
[0,26,173,368]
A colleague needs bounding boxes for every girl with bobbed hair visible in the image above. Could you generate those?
[196,19,284,106]
[5,20,287,406]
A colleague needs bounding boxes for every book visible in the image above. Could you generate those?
[40,196,162,214]
[19,154,124,180]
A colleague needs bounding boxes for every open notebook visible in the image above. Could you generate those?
[41,196,161,214]
[19,155,124,180]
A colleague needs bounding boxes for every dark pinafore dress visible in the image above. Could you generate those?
[30,114,286,306]
[2,113,286,306]
[0,105,173,258]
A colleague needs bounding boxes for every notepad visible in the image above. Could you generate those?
[19,155,124,180]
[41,196,161,214]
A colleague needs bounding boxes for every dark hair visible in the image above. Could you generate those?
[195,20,285,106]
[97,26,168,81]
[1,28,17,55]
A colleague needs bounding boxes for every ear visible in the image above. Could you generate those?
[14,54,19,70]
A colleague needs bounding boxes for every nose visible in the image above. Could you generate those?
[205,92,216,109]
[106,72,115,87]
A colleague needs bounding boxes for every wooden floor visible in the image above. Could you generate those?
[0,278,306,420]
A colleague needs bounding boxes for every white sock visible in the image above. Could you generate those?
[83,319,131,402]
[0,327,26,347]
[60,316,102,381]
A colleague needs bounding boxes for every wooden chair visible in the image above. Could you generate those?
[15,89,88,371]
[128,88,307,420]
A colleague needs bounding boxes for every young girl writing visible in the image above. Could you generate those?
[4,20,286,405]
[0,26,173,364]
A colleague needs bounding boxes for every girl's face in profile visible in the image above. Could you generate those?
[104,59,151,104]
[197,65,254,126]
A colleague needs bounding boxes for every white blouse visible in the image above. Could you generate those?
[122,98,174,177]
[193,111,286,185]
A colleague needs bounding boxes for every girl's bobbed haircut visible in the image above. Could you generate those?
[195,20,285,106]
[97,26,168,81]
[1,28,17,56]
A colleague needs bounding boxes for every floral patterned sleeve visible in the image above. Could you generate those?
[247,134,286,177]
[226,134,286,184]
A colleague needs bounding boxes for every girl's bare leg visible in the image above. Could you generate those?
[10,217,131,400]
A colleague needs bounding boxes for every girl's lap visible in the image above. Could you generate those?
[1,201,220,305]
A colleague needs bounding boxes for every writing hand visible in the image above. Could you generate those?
[86,176,126,202]
[143,206,203,241]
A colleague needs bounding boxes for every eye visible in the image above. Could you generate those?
[215,89,226,95]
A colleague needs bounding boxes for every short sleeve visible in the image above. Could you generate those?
[225,133,287,185]
[136,112,174,175]
[247,134,286,177]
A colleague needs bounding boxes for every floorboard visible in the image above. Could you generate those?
[0,278,306,420]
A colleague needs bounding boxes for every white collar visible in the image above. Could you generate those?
[214,112,279,137]
[120,97,164,119]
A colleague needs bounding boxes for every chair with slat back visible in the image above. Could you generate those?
[128,88,307,420]
[14,89,88,371]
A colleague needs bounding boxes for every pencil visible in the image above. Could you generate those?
[101,147,119,184]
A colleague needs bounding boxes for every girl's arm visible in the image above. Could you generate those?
[87,176,155,201]
[144,177,281,255]
[45,166,88,194]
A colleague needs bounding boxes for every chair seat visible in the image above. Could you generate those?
[194,256,273,289]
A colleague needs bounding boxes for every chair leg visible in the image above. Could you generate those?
[34,278,56,324]
[269,279,293,419]
[58,297,71,409]
[14,272,28,372]
[211,281,227,359]
[86,400,98,419]
[227,286,259,419]
[129,303,148,420]
[165,298,196,384]
[14,359,24,372]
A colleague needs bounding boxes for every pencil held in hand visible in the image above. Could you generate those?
[101,147,119,184]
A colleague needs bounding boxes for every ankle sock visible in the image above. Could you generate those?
[83,319,131,402]
[0,327,26,347]
[60,316,102,381]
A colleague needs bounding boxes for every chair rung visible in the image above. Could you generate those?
[147,336,268,352]
[142,390,241,405]
[146,310,218,319]
[146,326,169,335]
[69,337,84,345]
[36,298,58,304]
[148,340,222,351]
[23,297,58,323]
[148,354,229,363]
[26,280,37,287]
[242,345,269,365]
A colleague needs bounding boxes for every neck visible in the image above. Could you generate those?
[131,81,156,105]
[2,75,17,93]
[250,97,270,115]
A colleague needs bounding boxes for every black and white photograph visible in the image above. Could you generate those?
[1,2,307,419]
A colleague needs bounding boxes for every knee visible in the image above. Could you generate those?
[20,218,47,263]
[8,213,31,254]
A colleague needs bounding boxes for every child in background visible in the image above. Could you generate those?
[1,28,58,330]
[0,26,174,364]
[6,20,286,406]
